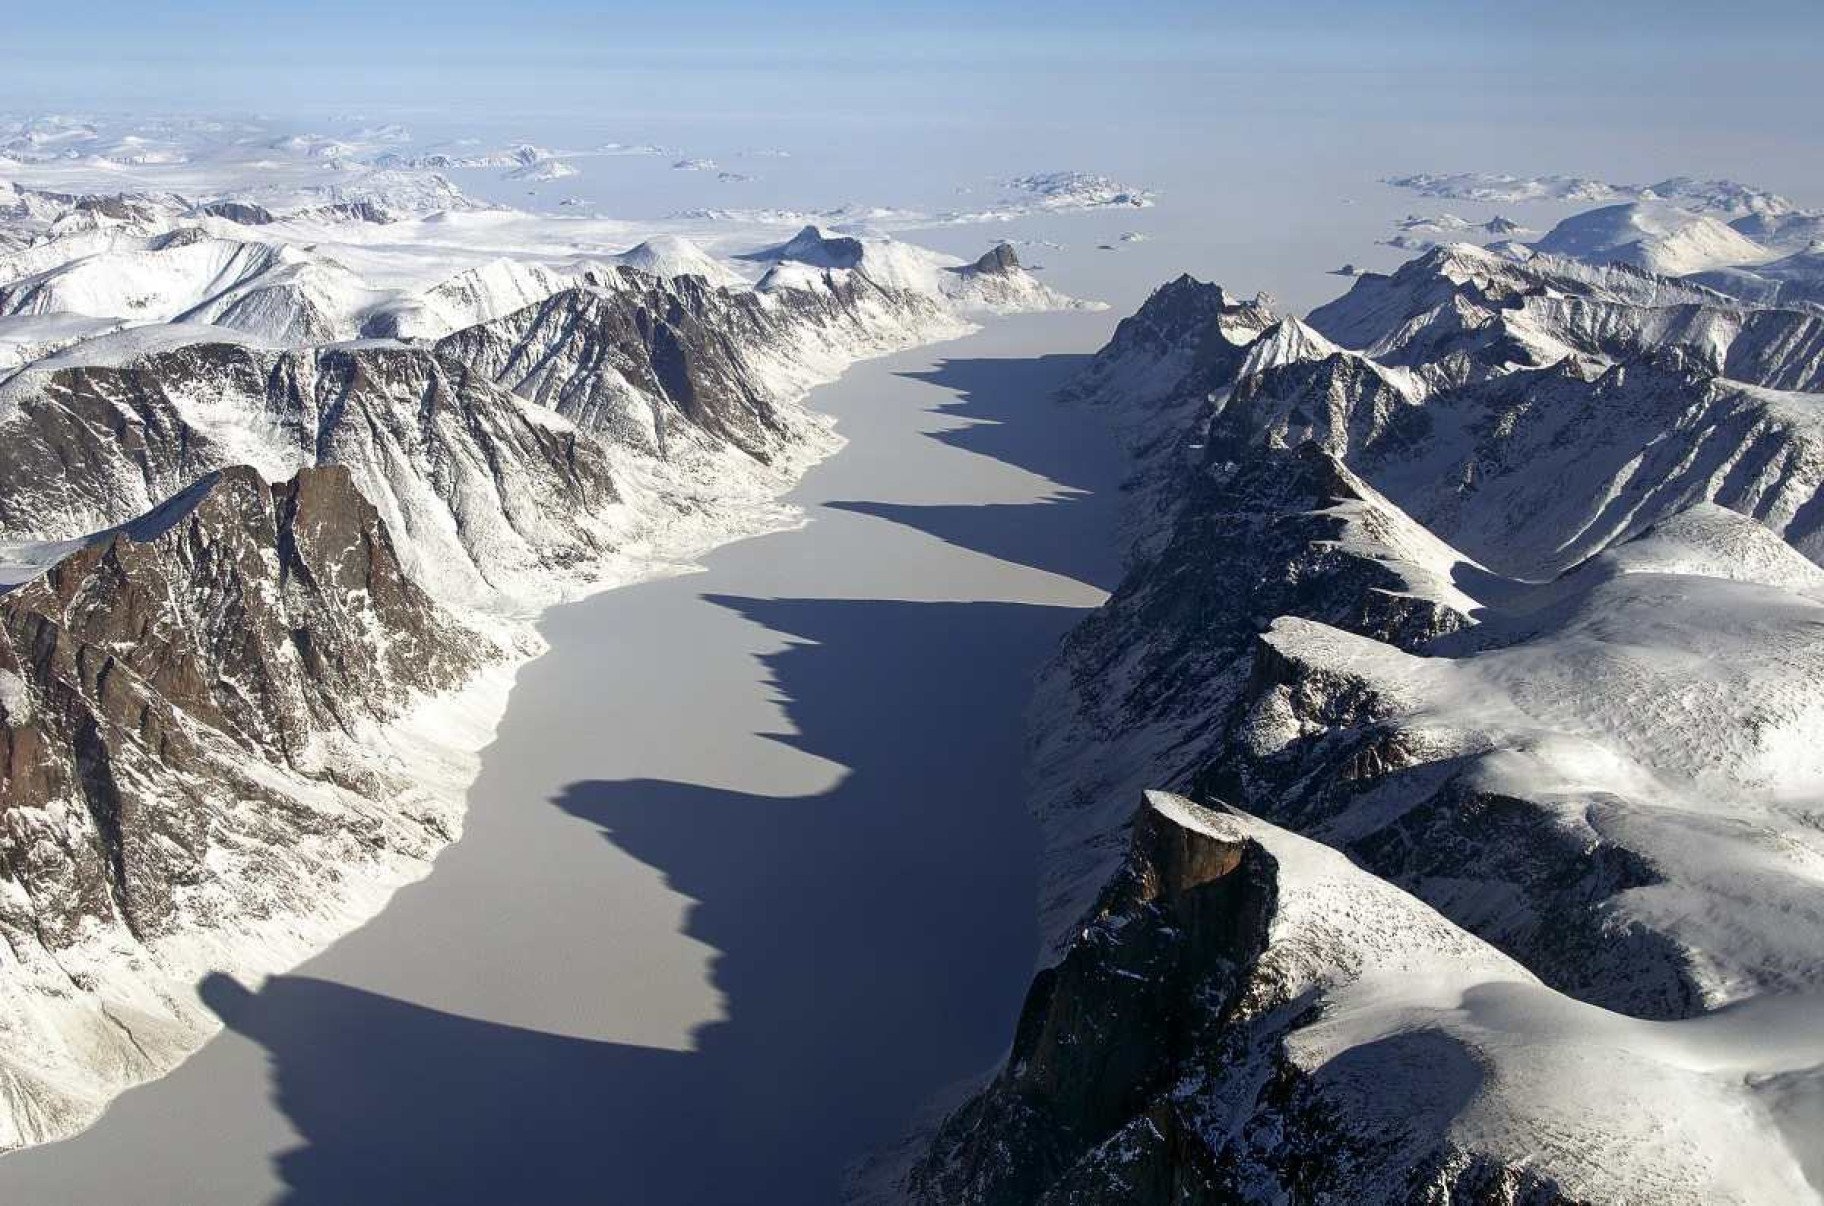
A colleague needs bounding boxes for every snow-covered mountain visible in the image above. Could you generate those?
[1374,170,1824,314]
[909,795,1820,1205]
[0,181,1082,1149]
[1496,198,1824,311]
[611,234,748,288]
[888,240,1824,1203]
[0,462,502,1147]
[1529,201,1777,276]
[1387,172,1796,216]
[740,225,1087,315]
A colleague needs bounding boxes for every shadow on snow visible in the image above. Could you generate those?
[206,593,1087,1205]
[825,353,1122,592]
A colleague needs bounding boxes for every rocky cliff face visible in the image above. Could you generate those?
[894,245,1824,1203]
[5,463,481,765]
[438,272,801,461]
[432,264,946,465]
[909,795,1816,1205]
[0,464,491,1145]
[1024,437,1479,966]
[0,336,628,610]
[909,796,1276,1206]
[0,254,1065,610]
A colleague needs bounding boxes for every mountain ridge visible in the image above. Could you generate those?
[884,242,1824,1203]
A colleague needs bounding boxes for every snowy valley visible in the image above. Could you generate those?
[1,78,1822,1206]
[0,158,1086,1147]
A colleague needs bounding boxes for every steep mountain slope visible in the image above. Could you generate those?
[0,232,381,344]
[0,336,629,610]
[890,241,1824,1203]
[909,794,1820,1206]
[0,464,498,1146]
[361,258,582,341]
[0,238,1068,612]
[435,265,940,464]
[1301,247,1824,572]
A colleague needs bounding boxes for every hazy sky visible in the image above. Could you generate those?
[6,1,1822,223]
[5,0,1821,116]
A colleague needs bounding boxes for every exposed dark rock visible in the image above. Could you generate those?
[0,338,626,602]
[916,248,1824,1202]
[971,244,1022,275]
[908,799,1274,1206]
[739,224,867,271]
[0,463,486,945]
[195,200,277,225]
[906,797,1591,1206]
[434,272,810,461]
[0,214,1062,1148]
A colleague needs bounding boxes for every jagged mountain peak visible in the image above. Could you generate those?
[743,224,866,270]
[1235,313,1344,377]
[1061,274,1275,416]
[967,242,1020,275]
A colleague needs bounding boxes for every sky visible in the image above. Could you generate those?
[4,0,1822,115]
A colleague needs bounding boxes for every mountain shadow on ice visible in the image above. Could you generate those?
[826,352,1121,591]
[199,594,1087,1205]
[891,354,1100,491]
